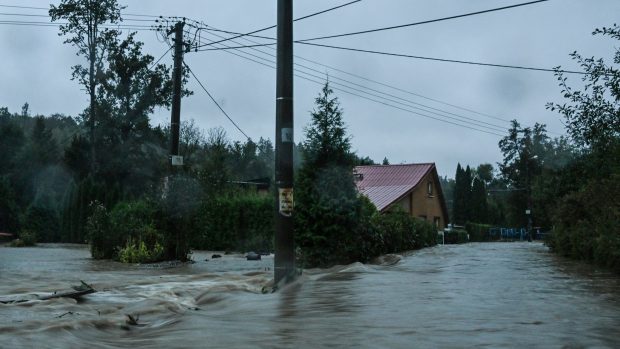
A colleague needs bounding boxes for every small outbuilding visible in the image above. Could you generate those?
[354,163,449,230]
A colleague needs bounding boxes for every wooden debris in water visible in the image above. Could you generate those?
[0,280,96,304]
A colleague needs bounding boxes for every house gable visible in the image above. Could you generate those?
[355,163,449,229]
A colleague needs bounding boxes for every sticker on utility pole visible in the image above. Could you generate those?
[170,155,184,166]
[281,128,293,143]
[279,188,294,217]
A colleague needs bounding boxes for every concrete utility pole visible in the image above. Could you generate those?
[169,21,185,167]
[274,0,295,285]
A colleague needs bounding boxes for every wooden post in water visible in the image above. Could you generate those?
[169,21,185,166]
[274,0,295,285]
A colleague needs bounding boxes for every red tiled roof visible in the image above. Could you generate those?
[354,163,435,211]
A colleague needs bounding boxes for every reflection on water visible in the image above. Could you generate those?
[1,242,619,348]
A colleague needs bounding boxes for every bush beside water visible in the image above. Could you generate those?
[465,222,494,242]
[193,193,274,253]
[87,200,167,263]
[9,230,37,247]
[546,175,620,273]
[444,228,469,244]
[84,190,440,266]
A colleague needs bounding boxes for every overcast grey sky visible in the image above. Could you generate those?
[1,0,618,177]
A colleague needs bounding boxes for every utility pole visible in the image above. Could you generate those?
[169,21,185,168]
[166,21,185,261]
[274,0,295,285]
[525,154,538,242]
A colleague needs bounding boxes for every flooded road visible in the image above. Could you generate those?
[1,242,619,348]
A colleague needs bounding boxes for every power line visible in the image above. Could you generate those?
[198,28,511,123]
[183,62,251,140]
[297,0,550,42]
[296,41,587,75]
[198,29,509,132]
[192,25,565,135]
[194,26,584,78]
[295,0,362,22]
[123,13,161,19]
[193,32,506,137]
[198,42,276,51]
[0,11,160,24]
[0,3,165,20]
[0,4,47,10]
[0,12,48,17]
[289,54,512,123]
[148,46,174,71]
[0,20,156,30]
[195,0,361,48]
[192,26,275,42]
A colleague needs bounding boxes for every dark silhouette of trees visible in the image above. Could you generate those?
[50,0,123,171]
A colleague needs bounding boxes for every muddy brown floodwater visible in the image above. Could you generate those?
[1,242,620,348]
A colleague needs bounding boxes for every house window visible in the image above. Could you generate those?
[434,217,440,228]
[427,181,433,196]
[418,215,427,221]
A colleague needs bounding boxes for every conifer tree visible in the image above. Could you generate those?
[295,82,365,267]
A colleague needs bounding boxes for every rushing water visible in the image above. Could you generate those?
[1,242,619,348]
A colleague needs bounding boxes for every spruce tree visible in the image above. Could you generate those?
[452,164,464,225]
[464,165,473,222]
[295,82,366,267]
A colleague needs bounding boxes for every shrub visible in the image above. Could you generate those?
[9,230,37,247]
[413,218,439,248]
[87,200,166,263]
[549,175,619,273]
[444,228,468,244]
[465,222,494,242]
[295,166,365,268]
[86,202,114,259]
[119,238,164,263]
[19,230,37,246]
[195,192,274,252]
[372,210,416,253]
[347,195,383,262]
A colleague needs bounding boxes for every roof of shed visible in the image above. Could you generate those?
[354,163,435,211]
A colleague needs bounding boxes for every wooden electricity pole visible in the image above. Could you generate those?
[169,21,185,167]
[274,0,295,285]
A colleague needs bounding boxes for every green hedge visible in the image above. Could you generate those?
[465,222,494,242]
[444,228,469,244]
[296,199,438,268]
[371,210,437,253]
[194,193,274,252]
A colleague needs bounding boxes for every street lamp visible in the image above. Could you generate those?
[526,155,539,242]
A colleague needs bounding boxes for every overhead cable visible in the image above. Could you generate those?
[196,0,362,48]
[196,33,506,137]
[197,27,511,123]
[197,29,508,132]
[296,41,587,75]
[183,62,251,140]
[297,0,550,42]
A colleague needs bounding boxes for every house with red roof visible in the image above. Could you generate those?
[354,163,449,230]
